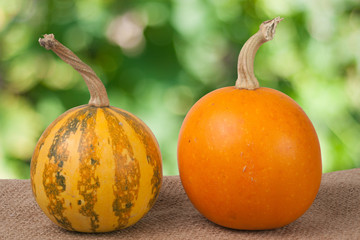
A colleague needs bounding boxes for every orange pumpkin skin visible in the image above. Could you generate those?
[31,105,162,232]
[178,86,322,230]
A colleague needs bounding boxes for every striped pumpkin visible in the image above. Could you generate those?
[31,34,162,232]
[31,105,162,232]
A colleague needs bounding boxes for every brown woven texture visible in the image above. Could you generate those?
[1,169,359,240]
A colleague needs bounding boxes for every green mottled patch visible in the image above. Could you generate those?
[43,163,73,230]
[77,107,101,232]
[56,172,66,191]
[148,164,162,208]
[110,107,162,209]
[31,106,87,198]
[103,108,140,230]
[41,108,89,231]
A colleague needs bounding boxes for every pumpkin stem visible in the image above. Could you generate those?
[39,34,110,107]
[235,17,283,90]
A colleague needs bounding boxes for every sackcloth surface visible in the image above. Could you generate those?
[1,169,359,239]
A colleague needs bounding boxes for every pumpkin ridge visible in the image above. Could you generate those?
[76,107,101,232]
[108,107,162,208]
[108,108,155,164]
[103,108,140,229]
[31,105,88,197]
[41,106,89,231]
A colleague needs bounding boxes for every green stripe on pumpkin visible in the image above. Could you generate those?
[103,108,140,230]
[109,107,162,209]
[31,105,88,198]
[77,106,101,232]
[42,107,89,231]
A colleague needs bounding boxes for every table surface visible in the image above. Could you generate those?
[1,169,360,240]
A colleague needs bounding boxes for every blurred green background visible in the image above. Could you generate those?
[0,0,359,179]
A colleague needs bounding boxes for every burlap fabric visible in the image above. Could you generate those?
[1,169,359,239]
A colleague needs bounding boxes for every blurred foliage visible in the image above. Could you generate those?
[0,0,359,179]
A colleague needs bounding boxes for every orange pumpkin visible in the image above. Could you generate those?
[177,17,322,230]
[31,34,162,232]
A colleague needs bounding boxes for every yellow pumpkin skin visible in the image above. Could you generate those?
[30,105,162,232]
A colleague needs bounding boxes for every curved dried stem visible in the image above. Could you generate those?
[39,34,110,107]
[235,17,283,90]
